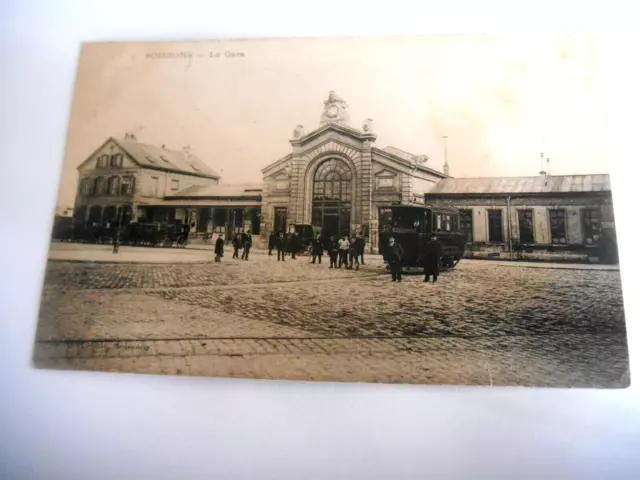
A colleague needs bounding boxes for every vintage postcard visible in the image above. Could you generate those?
[33,36,629,388]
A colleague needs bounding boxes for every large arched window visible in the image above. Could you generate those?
[312,158,352,202]
[311,158,353,238]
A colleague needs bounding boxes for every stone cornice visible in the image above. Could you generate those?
[372,148,448,179]
[290,123,377,147]
[261,154,293,176]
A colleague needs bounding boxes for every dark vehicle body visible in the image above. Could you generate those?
[289,224,315,254]
[378,205,467,271]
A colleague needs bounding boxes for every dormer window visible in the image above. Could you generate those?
[146,156,156,164]
[96,155,109,169]
[190,164,200,172]
[160,155,170,163]
[110,154,124,168]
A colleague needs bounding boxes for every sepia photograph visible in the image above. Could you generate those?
[32,35,629,388]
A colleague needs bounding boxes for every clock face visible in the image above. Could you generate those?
[326,105,339,118]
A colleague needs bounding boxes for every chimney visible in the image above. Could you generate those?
[124,132,137,141]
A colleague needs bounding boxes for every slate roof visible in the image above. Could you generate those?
[114,138,220,179]
[428,174,611,195]
[170,183,263,198]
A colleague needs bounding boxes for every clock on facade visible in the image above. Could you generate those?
[326,105,339,118]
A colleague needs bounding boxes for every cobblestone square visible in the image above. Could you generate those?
[33,244,630,388]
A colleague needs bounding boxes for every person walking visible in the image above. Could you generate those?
[348,234,360,270]
[338,235,350,269]
[385,236,404,282]
[423,234,443,283]
[356,231,366,265]
[311,232,324,264]
[241,230,252,260]
[275,232,286,262]
[232,233,241,259]
[327,235,339,268]
[214,234,225,262]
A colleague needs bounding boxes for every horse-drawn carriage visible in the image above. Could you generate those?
[378,205,467,272]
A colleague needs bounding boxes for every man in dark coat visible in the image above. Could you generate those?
[214,234,225,262]
[232,233,242,259]
[181,222,190,247]
[384,236,404,282]
[275,232,286,262]
[289,231,300,260]
[348,234,360,270]
[327,235,339,268]
[311,233,324,264]
[268,231,275,256]
[356,231,366,265]
[423,234,443,283]
[241,230,252,260]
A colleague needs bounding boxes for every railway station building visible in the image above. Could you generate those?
[73,92,450,252]
[71,91,617,256]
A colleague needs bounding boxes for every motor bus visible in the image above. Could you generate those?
[378,205,467,272]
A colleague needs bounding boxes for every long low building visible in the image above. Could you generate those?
[424,173,617,257]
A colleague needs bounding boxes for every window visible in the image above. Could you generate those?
[93,177,106,195]
[191,164,200,172]
[459,209,473,242]
[274,207,288,234]
[377,177,394,189]
[581,208,602,244]
[81,178,93,196]
[150,176,159,196]
[435,214,442,230]
[160,155,170,163]
[443,215,452,231]
[108,176,119,195]
[312,158,352,202]
[171,179,180,190]
[110,154,123,167]
[120,176,134,195]
[518,209,534,243]
[146,156,156,164]
[488,209,503,242]
[549,209,567,244]
[96,155,109,168]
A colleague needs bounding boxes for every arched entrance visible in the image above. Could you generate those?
[311,158,352,239]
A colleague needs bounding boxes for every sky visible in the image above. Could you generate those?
[57,35,607,206]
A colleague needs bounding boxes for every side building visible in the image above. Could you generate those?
[425,173,618,261]
[74,134,221,227]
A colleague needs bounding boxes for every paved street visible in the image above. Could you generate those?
[33,245,630,388]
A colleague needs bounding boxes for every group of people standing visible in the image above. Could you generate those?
[268,231,366,270]
[213,230,253,262]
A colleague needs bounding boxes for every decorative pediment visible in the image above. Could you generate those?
[375,168,398,178]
